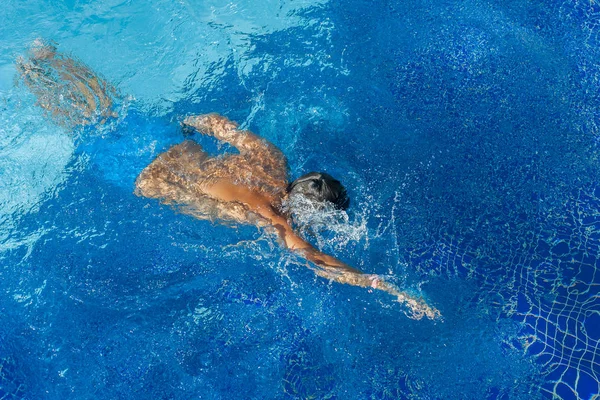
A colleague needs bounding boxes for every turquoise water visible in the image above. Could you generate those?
[1,1,599,399]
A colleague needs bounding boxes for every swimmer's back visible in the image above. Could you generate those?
[135,140,279,225]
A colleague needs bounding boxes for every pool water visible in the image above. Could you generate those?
[1,0,599,399]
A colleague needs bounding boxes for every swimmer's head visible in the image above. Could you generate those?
[286,172,350,210]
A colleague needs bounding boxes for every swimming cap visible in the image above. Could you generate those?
[286,172,350,210]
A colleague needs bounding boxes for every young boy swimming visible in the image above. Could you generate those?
[16,40,440,320]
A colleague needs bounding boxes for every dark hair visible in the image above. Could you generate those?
[286,172,350,210]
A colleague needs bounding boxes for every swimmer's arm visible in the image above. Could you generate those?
[203,180,363,277]
[203,181,440,320]
[183,113,286,161]
[272,211,440,320]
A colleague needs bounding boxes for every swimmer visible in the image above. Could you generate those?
[17,40,440,320]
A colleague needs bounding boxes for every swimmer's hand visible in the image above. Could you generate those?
[314,267,441,321]
[367,275,441,321]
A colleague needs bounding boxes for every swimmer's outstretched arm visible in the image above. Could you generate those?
[16,39,118,127]
[203,180,441,320]
[286,229,441,321]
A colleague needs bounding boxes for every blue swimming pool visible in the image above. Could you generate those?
[1,0,599,399]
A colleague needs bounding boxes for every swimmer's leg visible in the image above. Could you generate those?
[16,39,119,128]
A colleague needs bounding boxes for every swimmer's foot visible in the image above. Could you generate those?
[16,40,54,79]
[29,38,57,60]
[16,39,119,127]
